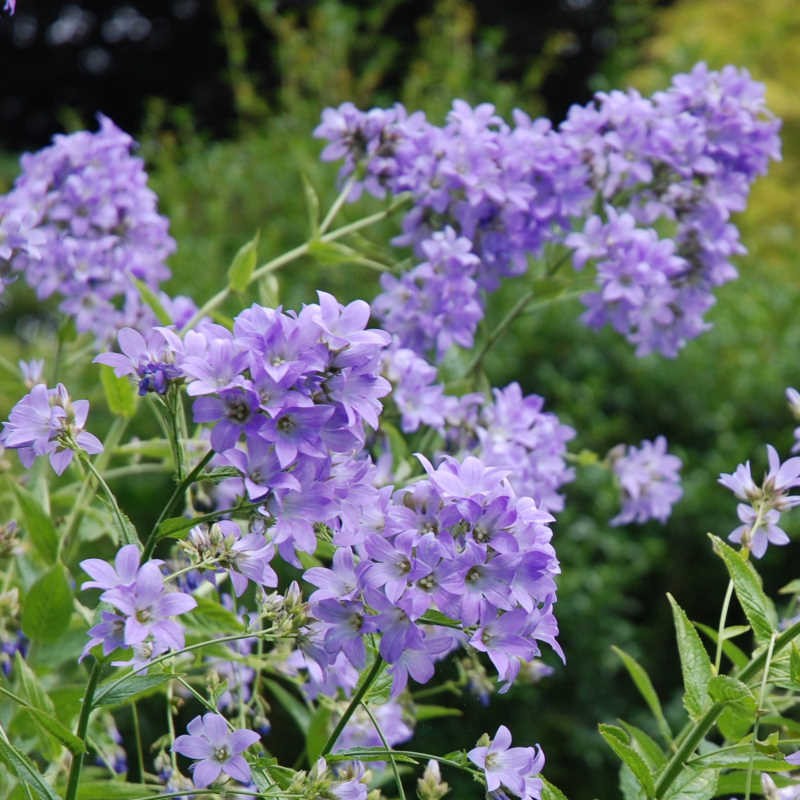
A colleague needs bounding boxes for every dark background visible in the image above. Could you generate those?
[0,0,654,151]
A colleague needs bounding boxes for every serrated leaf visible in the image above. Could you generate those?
[667,593,713,719]
[0,665,84,756]
[710,534,777,640]
[99,365,138,419]
[21,565,72,644]
[93,673,174,707]
[0,725,61,800]
[132,278,171,325]
[9,481,59,564]
[708,675,755,710]
[599,723,655,797]
[708,674,756,740]
[306,705,331,765]
[612,646,672,744]
[228,233,259,293]
[662,766,717,800]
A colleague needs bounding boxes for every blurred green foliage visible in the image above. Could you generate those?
[1,0,799,797]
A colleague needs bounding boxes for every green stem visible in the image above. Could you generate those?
[714,579,735,674]
[327,748,472,774]
[744,632,777,800]
[60,417,129,558]
[96,627,282,703]
[79,452,138,548]
[359,701,406,800]
[653,701,726,798]
[320,656,384,757]
[142,449,215,560]
[654,617,800,798]
[464,287,536,378]
[183,197,409,331]
[319,175,356,234]
[131,701,145,782]
[64,659,103,800]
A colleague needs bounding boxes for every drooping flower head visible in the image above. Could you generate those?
[468,725,545,799]
[172,712,260,788]
[0,383,103,474]
[719,444,800,558]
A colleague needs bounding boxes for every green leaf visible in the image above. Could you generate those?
[305,705,331,765]
[9,481,59,564]
[688,743,788,771]
[620,763,648,800]
[695,622,748,670]
[599,723,655,797]
[791,643,800,687]
[0,660,84,756]
[779,578,800,595]
[612,646,672,744]
[0,725,61,800]
[99,365,138,419]
[93,673,174,708]
[185,595,245,635]
[617,720,667,771]
[662,766,717,800]
[413,704,462,721]
[307,239,359,265]
[132,278,171,325]
[541,777,569,800]
[708,674,756,740]
[263,679,310,734]
[710,534,777,640]
[76,782,158,799]
[667,593,713,719]
[100,502,139,549]
[228,233,259,294]
[21,565,73,644]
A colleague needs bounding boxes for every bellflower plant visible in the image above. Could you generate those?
[0,54,795,800]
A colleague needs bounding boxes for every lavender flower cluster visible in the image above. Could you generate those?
[0,115,180,342]
[316,64,780,360]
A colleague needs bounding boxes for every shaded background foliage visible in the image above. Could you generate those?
[2,1,799,798]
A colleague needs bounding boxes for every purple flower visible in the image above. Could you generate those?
[3,1,15,14]
[81,544,153,592]
[719,445,800,557]
[0,382,103,475]
[173,712,260,788]
[1,115,175,342]
[94,326,184,395]
[609,436,683,525]
[468,725,545,798]
[81,547,196,661]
